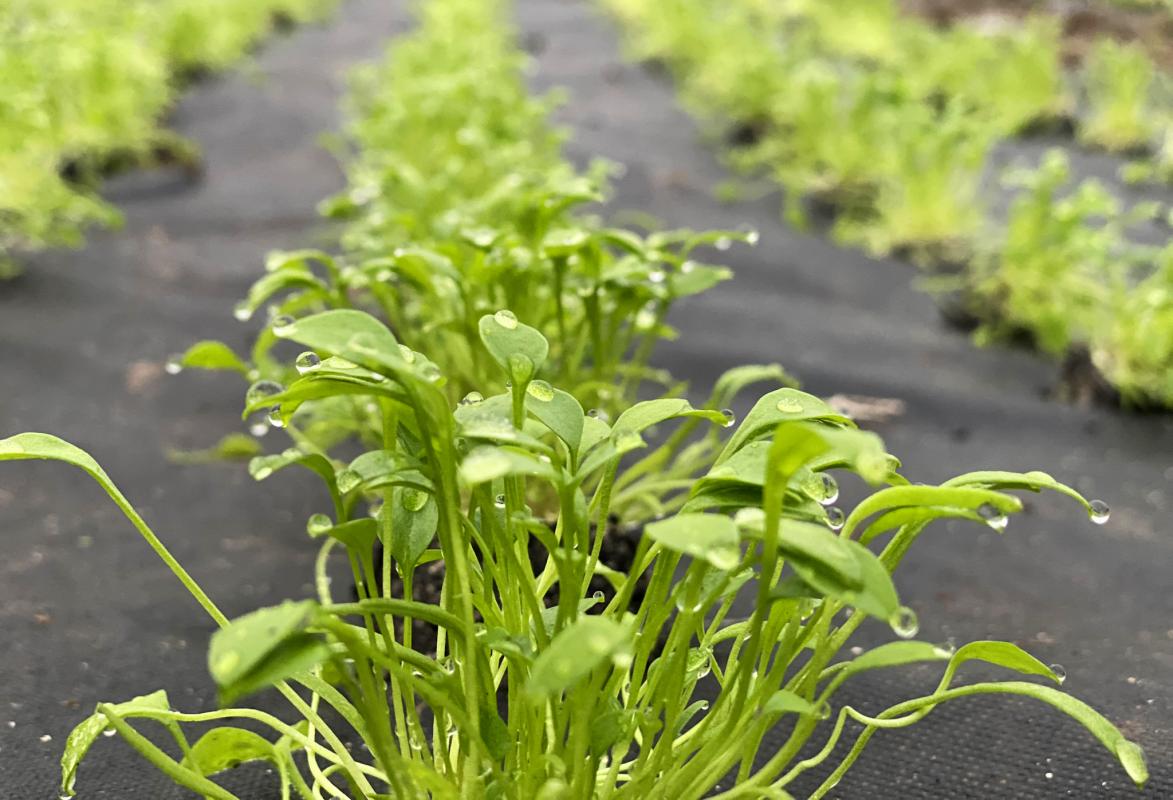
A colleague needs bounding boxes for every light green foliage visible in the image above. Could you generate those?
[7,309,1146,797]
[0,0,338,269]
[1080,39,1160,153]
[1094,245,1173,404]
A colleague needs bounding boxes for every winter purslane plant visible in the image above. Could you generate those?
[0,0,338,275]
[2,308,1149,799]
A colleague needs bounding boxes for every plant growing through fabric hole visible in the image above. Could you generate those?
[6,307,1148,798]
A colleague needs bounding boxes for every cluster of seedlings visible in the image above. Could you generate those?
[1,0,1154,797]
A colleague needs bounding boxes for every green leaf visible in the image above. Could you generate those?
[61,690,170,796]
[525,381,584,454]
[706,363,798,411]
[849,485,1023,543]
[835,641,949,684]
[274,310,404,375]
[181,726,277,775]
[478,311,549,378]
[389,487,438,570]
[672,263,731,297]
[763,690,825,718]
[169,341,250,376]
[528,616,628,697]
[459,446,558,486]
[611,398,725,436]
[718,389,853,464]
[946,641,1060,684]
[208,601,331,705]
[646,513,741,571]
[944,470,1093,514]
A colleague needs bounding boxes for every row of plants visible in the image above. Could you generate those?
[6,0,1151,796]
[601,0,1173,408]
[0,0,339,277]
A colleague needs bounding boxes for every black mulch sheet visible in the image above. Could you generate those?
[1,0,1170,797]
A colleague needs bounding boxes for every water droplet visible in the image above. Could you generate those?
[720,408,736,428]
[337,469,361,494]
[494,494,506,509]
[398,344,416,363]
[977,503,1008,531]
[402,488,428,512]
[526,380,555,402]
[776,397,803,414]
[233,303,252,321]
[681,260,697,274]
[267,406,285,428]
[739,224,761,245]
[1050,663,1067,685]
[102,728,116,737]
[635,306,657,330]
[824,507,845,531]
[249,419,269,437]
[648,270,666,284]
[246,380,284,407]
[1089,499,1110,525]
[39,734,51,743]
[295,352,321,375]
[306,514,333,536]
[459,391,484,406]
[817,702,832,720]
[270,315,296,335]
[587,408,610,423]
[714,236,732,251]
[1045,772,1054,779]
[820,473,839,505]
[934,637,957,657]
[164,356,183,375]
[890,606,919,639]
[493,309,518,330]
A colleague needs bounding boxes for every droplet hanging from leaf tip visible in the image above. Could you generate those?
[720,408,736,428]
[267,407,285,429]
[977,503,1008,531]
[1089,499,1110,525]
[1050,663,1067,685]
[164,356,183,375]
[233,303,252,322]
[820,473,839,505]
[270,315,295,335]
[889,606,919,639]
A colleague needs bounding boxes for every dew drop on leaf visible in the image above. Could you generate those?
[246,380,284,407]
[824,507,845,531]
[398,344,416,363]
[306,514,332,536]
[270,315,296,335]
[402,488,428,512]
[493,309,518,329]
[720,408,736,428]
[714,236,732,251]
[267,407,285,429]
[1089,499,1110,525]
[889,606,919,639]
[820,473,839,505]
[977,503,1008,531]
[460,391,484,406]
[1050,663,1067,685]
[526,380,555,402]
[494,494,506,509]
[295,352,321,375]
[776,397,803,413]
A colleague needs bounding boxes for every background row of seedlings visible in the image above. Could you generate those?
[0,0,339,276]
[602,0,1173,409]
[7,0,1152,797]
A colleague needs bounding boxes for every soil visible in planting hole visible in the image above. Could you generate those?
[901,0,1173,67]
[367,518,647,656]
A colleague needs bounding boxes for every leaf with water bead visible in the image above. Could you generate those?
[272,310,404,376]
[525,380,584,453]
[60,690,170,796]
[847,485,1023,543]
[943,470,1096,516]
[389,487,438,570]
[208,600,331,705]
[943,641,1061,685]
[308,518,379,555]
[717,389,854,464]
[611,398,727,436]
[646,513,741,571]
[478,311,549,378]
[527,616,629,697]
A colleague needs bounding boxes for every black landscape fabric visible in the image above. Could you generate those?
[1,0,1170,797]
